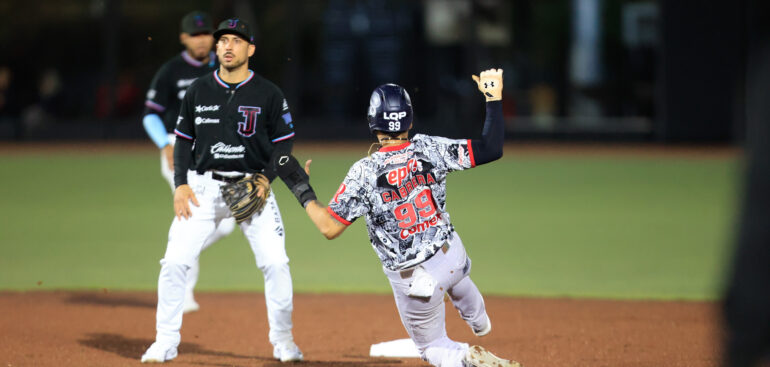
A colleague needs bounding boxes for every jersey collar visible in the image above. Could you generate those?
[378,141,411,152]
[182,51,216,67]
[213,69,254,89]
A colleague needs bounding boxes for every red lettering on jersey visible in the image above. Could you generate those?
[398,186,408,198]
[390,189,401,201]
[387,158,420,187]
[426,173,436,185]
[417,175,426,185]
[405,179,413,193]
[333,183,346,204]
[398,213,443,239]
[381,191,391,203]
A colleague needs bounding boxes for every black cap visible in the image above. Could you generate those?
[180,11,213,35]
[213,18,255,44]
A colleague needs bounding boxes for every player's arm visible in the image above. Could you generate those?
[469,68,505,166]
[274,155,346,239]
[264,91,297,182]
[263,139,293,182]
[305,198,347,240]
[143,65,174,166]
[302,160,347,240]
[171,90,199,220]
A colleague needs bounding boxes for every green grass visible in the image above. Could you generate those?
[0,147,739,300]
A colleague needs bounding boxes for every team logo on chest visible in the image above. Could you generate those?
[237,106,261,137]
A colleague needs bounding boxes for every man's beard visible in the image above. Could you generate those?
[222,57,247,72]
[191,50,209,61]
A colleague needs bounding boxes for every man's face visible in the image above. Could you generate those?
[216,34,255,70]
[180,32,214,60]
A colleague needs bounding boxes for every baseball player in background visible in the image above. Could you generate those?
[142,10,234,314]
[141,18,303,363]
[272,69,522,367]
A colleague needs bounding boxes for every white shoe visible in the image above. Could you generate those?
[141,342,178,363]
[183,298,200,314]
[472,315,492,337]
[273,340,303,362]
[464,345,522,367]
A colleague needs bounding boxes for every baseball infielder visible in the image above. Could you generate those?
[141,18,303,363]
[273,69,521,367]
[142,10,234,314]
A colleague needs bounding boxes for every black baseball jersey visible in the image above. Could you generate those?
[145,51,218,132]
[174,69,295,173]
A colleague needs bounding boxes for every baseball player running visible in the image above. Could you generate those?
[273,69,522,367]
[141,18,303,363]
[142,10,234,314]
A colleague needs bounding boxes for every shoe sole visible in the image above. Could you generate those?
[466,345,522,367]
[141,347,177,363]
[280,356,303,362]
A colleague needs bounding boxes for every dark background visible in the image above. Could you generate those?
[0,0,756,143]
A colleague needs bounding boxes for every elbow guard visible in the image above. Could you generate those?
[274,154,317,207]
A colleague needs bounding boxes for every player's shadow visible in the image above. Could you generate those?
[65,292,155,309]
[79,333,406,366]
[78,333,271,365]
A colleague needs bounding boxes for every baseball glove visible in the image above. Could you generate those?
[220,173,271,223]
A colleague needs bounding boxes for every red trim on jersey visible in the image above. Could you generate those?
[174,129,194,140]
[271,132,295,142]
[378,142,411,152]
[145,100,166,112]
[327,206,352,226]
[467,139,476,167]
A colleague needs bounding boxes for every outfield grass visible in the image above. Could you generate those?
[0,145,739,300]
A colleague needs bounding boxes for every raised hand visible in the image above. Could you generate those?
[471,68,503,102]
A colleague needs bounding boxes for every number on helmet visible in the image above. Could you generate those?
[389,121,400,130]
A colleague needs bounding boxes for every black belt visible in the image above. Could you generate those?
[211,172,245,183]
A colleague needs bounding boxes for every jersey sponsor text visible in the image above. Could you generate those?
[195,117,219,125]
[196,105,220,113]
[176,78,197,88]
[210,142,245,159]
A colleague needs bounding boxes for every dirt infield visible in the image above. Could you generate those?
[0,291,721,366]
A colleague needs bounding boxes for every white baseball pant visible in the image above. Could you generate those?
[159,133,236,305]
[384,233,489,367]
[152,170,296,349]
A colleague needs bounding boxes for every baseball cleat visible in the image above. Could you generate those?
[472,314,492,337]
[273,340,304,362]
[464,345,522,367]
[141,342,178,363]
[183,299,200,314]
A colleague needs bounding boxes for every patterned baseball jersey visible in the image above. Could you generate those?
[327,134,476,271]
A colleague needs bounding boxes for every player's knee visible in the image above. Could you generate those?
[260,261,290,277]
[160,255,194,269]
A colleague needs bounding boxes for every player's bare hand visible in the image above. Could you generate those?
[472,68,503,102]
[162,144,174,170]
[304,159,312,176]
[173,184,199,220]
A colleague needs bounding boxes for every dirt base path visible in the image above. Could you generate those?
[0,292,720,367]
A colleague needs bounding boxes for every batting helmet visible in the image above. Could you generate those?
[367,84,413,134]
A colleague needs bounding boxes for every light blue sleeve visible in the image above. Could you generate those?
[142,114,170,148]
